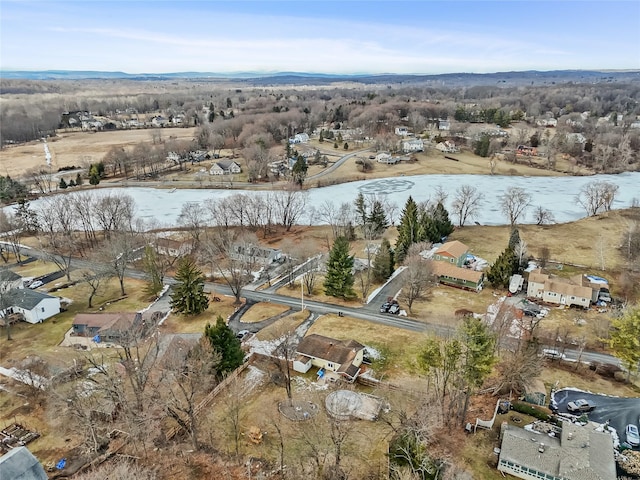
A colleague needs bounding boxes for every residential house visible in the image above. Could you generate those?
[402,138,424,153]
[151,116,168,127]
[0,289,61,324]
[438,120,450,131]
[155,238,192,257]
[375,152,398,164]
[498,422,615,480]
[230,244,282,266]
[0,446,48,480]
[431,241,484,291]
[435,141,458,153]
[72,312,142,343]
[0,269,23,292]
[210,160,242,176]
[289,133,310,144]
[394,126,409,136]
[293,334,365,382]
[433,241,469,266]
[526,270,592,308]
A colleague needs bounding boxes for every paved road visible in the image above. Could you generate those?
[552,388,640,448]
[18,250,625,365]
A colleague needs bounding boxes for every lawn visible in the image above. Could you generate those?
[240,302,291,323]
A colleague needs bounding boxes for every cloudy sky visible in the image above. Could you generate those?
[1,1,639,74]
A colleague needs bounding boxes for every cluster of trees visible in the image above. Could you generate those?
[487,228,527,288]
[454,105,517,127]
[0,175,27,202]
[395,196,454,262]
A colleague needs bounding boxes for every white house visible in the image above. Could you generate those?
[210,160,242,176]
[402,138,424,153]
[526,270,592,308]
[394,126,409,136]
[289,133,310,144]
[230,244,282,266]
[0,289,61,324]
[435,141,458,153]
[155,238,193,257]
[151,116,168,127]
[375,152,397,164]
[438,120,450,131]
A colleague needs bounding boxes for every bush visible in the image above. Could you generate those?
[511,401,552,422]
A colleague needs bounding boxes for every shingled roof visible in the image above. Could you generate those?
[499,422,615,480]
[431,261,483,283]
[3,289,57,310]
[296,334,364,366]
[0,446,48,480]
[434,240,469,259]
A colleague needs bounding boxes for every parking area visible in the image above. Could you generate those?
[552,388,640,448]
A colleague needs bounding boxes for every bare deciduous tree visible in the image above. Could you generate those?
[451,184,484,227]
[401,247,433,313]
[576,180,619,216]
[499,186,531,226]
[533,205,555,225]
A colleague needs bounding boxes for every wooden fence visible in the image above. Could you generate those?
[166,353,256,440]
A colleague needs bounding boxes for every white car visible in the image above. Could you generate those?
[28,280,43,289]
[626,424,640,447]
[542,349,566,360]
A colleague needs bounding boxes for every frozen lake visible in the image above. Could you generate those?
[18,172,640,227]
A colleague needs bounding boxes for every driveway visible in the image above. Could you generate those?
[552,387,640,448]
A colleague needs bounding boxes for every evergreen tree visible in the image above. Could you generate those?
[432,202,455,240]
[344,142,349,150]
[89,164,100,185]
[170,257,209,315]
[319,130,324,143]
[204,315,244,377]
[474,134,491,157]
[354,192,368,229]
[143,245,163,298]
[291,155,308,186]
[59,178,68,189]
[368,200,388,236]
[373,238,394,283]
[395,196,420,263]
[68,179,76,187]
[508,227,521,251]
[323,236,356,299]
[486,247,517,288]
[208,110,216,123]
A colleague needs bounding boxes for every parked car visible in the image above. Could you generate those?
[28,280,43,289]
[388,304,401,315]
[567,399,596,413]
[542,349,566,360]
[626,424,640,447]
[236,330,251,341]
[380,302,391,313]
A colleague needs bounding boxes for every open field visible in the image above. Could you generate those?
[0,127,197,178]
[240,302,291,323]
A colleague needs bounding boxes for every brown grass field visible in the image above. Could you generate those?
[0,127,197,178]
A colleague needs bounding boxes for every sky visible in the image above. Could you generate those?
[1,1,639,75]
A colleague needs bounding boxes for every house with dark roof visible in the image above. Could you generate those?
[209,160,241,175]
[293,334,365,382]
[72,312,142,343]
[498,422,615,480]
[0,446,48,480]
[0,289,61,324]
[0,269,23,292]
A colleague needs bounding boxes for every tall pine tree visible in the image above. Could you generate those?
[486,247,517,288]
[395,196,420,263]
[373,238,394,283]
[432,202,455,240]
[170,257,210,315]
[367,200,388,236]
[323,236,356,299]
[204,316,244,377]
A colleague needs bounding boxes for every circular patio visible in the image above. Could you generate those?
[278,399,319,421]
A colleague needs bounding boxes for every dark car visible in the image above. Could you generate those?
[380,302,391,313]
[388,304,401,315]
[567,399,596,413]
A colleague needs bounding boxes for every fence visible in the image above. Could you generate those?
[165,353,256,440]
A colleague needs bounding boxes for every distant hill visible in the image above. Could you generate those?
[1,69,639,86]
